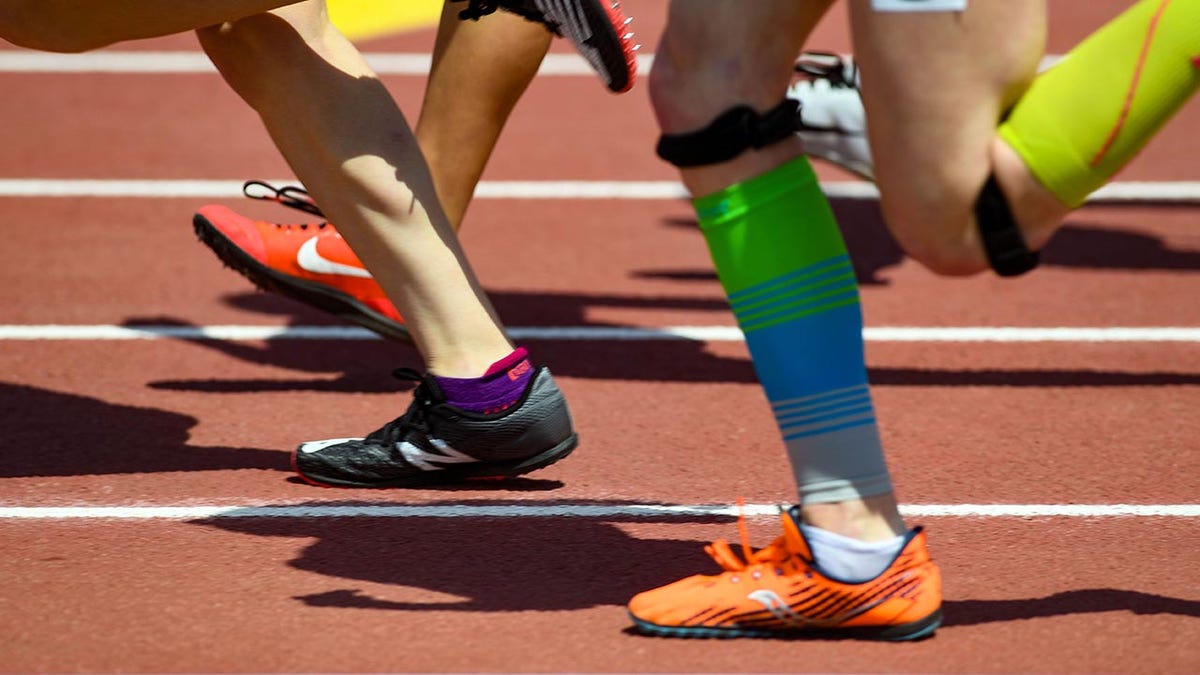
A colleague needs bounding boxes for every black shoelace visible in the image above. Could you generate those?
[794,51,859,90]
[366,368,436,444]
[242,180,327,218]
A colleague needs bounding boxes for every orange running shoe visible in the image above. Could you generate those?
[193,181,409,343]
[628,505,942,641]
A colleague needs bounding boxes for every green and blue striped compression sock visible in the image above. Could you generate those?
[694,156,893,504]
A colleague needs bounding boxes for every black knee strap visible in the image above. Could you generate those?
[975,174,1040,277]
[656,99,800,168]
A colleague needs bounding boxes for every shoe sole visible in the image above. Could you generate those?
[291,432,580,488]
[629,608,942,642]
[535,0,637,93]
[193,212,412,344]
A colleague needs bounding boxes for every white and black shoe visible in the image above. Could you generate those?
[789,52,874,180]
[293,367,578,487]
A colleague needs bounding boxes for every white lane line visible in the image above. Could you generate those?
[0,503,1194,520]
[0,51,658,76]
[2,325,1200,342]
[0,51,655,75]
[0,51,1072,76]
[0,178,688,200]
[1,178,1198,203]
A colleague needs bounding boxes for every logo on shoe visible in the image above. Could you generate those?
[299,438,359,453]
[296,237,373,278]
[396,438,478,471]
[747,589,884,628]
[507,359,532,382]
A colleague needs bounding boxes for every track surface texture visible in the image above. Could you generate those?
[1,1,1197,672]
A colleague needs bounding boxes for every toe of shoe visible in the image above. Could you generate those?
[627,574,713,624]
[292,437,361,474]
[196,204,269,263]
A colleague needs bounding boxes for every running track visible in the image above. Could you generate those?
[1,1,1198,672]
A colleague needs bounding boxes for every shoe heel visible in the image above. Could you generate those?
[468,433,579,479]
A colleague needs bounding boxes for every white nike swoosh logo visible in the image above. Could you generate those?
[296,237,373,279]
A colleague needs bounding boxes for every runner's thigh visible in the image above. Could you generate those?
[0,0,307,52]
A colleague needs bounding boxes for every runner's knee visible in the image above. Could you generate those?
[902,234,988,277]
[197,13,319,106]
[882,195,990,277]
[649,28,798,135]
[648,37,720,132]
[196,14,279,66]
[196,19,270,104]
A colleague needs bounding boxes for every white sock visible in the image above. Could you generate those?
[799,523,906,583]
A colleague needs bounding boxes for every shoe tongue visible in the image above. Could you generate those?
[782,505,816,562]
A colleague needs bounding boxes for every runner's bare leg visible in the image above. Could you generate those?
[198,1,513,375]
[419,2,552,228]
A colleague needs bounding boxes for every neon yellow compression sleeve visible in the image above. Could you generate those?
[999,0,1199,207]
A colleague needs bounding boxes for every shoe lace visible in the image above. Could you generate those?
[365,368,435,445]
[704,498,791,572]
[795,51,859,90]
[242,180,327,219]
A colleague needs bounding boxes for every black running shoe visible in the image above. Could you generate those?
[293,366,579,487]
[454,0,639,93]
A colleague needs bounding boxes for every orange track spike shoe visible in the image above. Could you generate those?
[193,182,409,343]
[628,505,942,641]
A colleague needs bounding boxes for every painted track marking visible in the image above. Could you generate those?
[2,325,1199,342]
[2,178,1199,203]
[0,51,1071,76]
[0,50,652,75]
[0,503,1195,520]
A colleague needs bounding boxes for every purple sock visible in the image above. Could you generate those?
[433,347,534,414]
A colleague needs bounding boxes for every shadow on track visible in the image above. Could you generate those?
[944,589,1200,626]
[138,331,1200,392]
[0,381,284,477]
[194,500,1200,620]
[196,499,729,611]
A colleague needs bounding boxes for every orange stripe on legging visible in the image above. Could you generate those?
[1091,0,1173,168]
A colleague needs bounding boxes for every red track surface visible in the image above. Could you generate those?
[1,1,1198,672]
